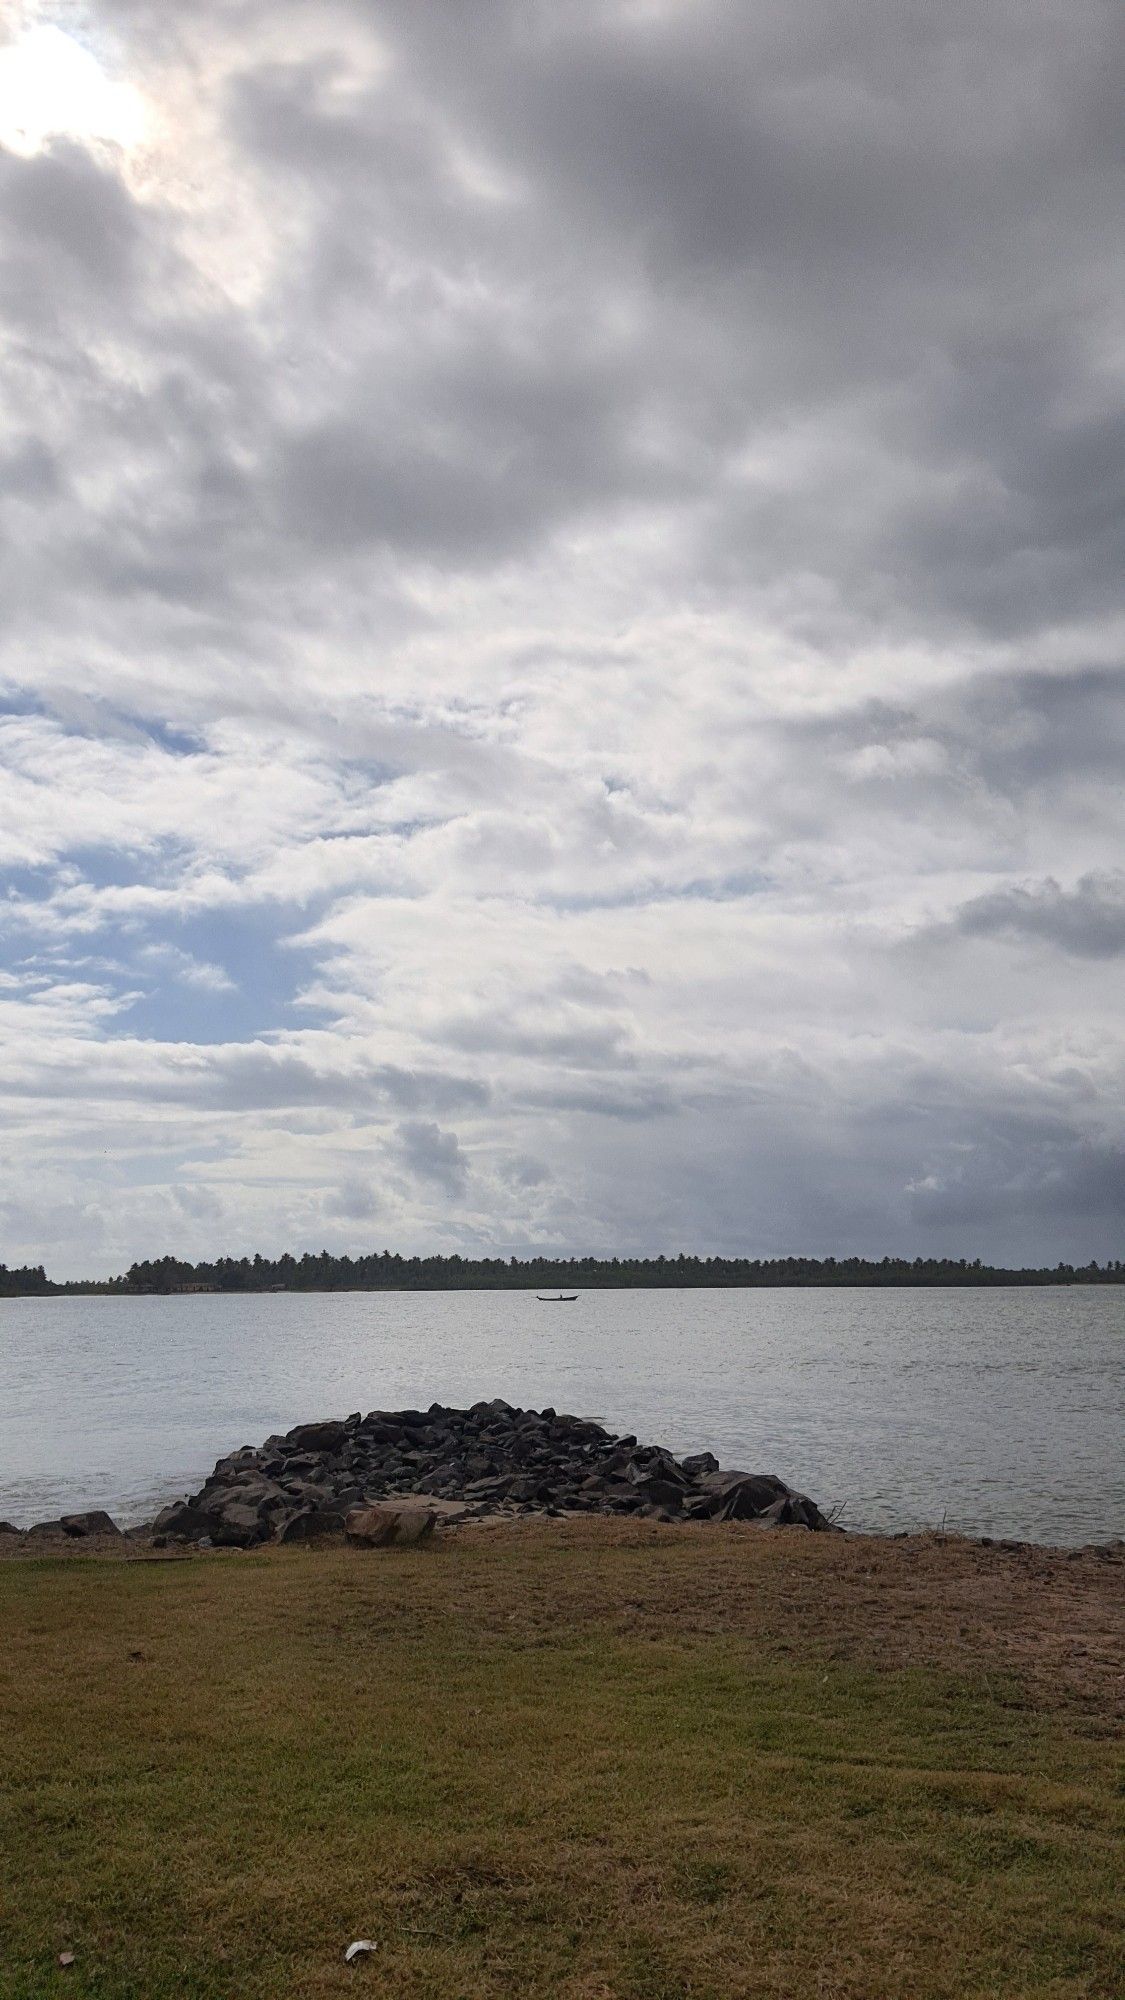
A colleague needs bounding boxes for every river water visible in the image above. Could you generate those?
[1,1286,1121,1543]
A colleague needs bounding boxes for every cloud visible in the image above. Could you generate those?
[908,1139,1125,1232]
[500,1153,551,1190]
[324,1177,380,1220]
[950,873,1125,960]
[0,139,142,296]
[0,0,1121,1272]
[396,1118,468,1197]
[138,944,236,991]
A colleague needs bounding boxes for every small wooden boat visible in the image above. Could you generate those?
[537,1293,578,1302]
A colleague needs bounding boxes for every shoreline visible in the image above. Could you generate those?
[5,1275,1123,1297]
[4,1517,1124,1563]
[6,1397,1122,1554]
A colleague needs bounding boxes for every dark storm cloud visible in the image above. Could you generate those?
[965,667,1125,797]
[778,663,1125,817]
[888,343,1125,636]
[908,1135,1125,1232]
[951,874,1125,960]
[429,9,1006,273]
[527,1051,1125,1265]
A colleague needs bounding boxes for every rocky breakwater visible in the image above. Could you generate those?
[151,1400,832,1548]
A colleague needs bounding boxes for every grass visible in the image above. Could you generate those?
[0,1523,1122,1999]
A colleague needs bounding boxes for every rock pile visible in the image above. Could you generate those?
[151,1400,832,1547]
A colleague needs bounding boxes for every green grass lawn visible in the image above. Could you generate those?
[0,1525,1121,1999]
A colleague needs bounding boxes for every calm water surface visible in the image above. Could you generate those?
[1,1287,1121,1543]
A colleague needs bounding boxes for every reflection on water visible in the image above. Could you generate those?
[1,1286,1122,1543]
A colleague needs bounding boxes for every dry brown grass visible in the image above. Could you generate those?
[1,1521,1122,1999]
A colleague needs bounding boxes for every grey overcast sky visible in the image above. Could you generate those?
[0,0,1122,1276]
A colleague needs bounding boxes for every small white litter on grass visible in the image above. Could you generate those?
[345,1940,377,1964]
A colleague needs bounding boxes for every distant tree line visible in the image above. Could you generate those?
[0,1263,52,1296]
[3,1250,1123,1295]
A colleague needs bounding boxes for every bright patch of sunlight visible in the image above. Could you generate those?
[0,22,147,157]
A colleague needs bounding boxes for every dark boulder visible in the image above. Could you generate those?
[60,1510,122,1538]
[207,1500,269,1548]
[356,1419,404,1446]
[151,1500,215,1540]
[755,1491,831,1530]
[681,1451,720,1479]
[630,1477,686,1511]
[690,1471,790,1519]
[684,1471,830,1529]
[281,1420,348,1455]
[277,1505,347,1543]
[473,1398,518,1419]
[277,1454,321,1478]
[211,1447,263,1479]
[26,1510,122,1538]
[463,1474,513,1499]
[627,1450,690,1490]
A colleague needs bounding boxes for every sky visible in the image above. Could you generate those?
[0,0,1122,1278]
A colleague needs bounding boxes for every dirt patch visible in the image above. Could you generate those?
[509,1520,1125,1719]
[3,1515,1122,1716]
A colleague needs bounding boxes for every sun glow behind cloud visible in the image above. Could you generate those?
[0,21,147,156]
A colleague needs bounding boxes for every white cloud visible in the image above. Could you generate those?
[137,944,235,991]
